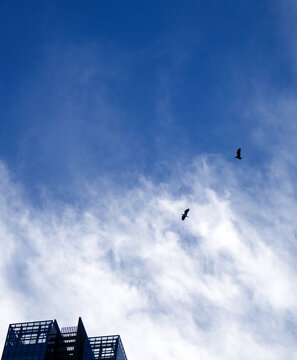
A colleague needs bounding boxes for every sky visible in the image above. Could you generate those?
[1,0,297,359]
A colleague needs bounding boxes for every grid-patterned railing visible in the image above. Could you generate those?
[2,321,54,360]
[85,336,127,360]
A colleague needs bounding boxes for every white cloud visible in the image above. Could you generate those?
[1,149,297,360]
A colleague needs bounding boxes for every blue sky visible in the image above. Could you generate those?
[1,0,294,201]
[1,1,297,359]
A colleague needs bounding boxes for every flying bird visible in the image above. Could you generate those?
[181,208,190,221]
[235,148,242,160]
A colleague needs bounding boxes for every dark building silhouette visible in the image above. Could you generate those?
[1,317,127,360]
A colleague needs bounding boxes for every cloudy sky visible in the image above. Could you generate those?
[1,1,297,359]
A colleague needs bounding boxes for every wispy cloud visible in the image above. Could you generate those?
[1,140,297,359]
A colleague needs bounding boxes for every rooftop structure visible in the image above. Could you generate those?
[1,318,127,360]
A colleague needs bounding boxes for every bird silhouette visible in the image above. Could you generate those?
[235,148,242,160]
[181,208,190,221]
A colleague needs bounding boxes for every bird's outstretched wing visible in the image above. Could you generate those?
[237,148,241,157]
[184,208,190,216]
